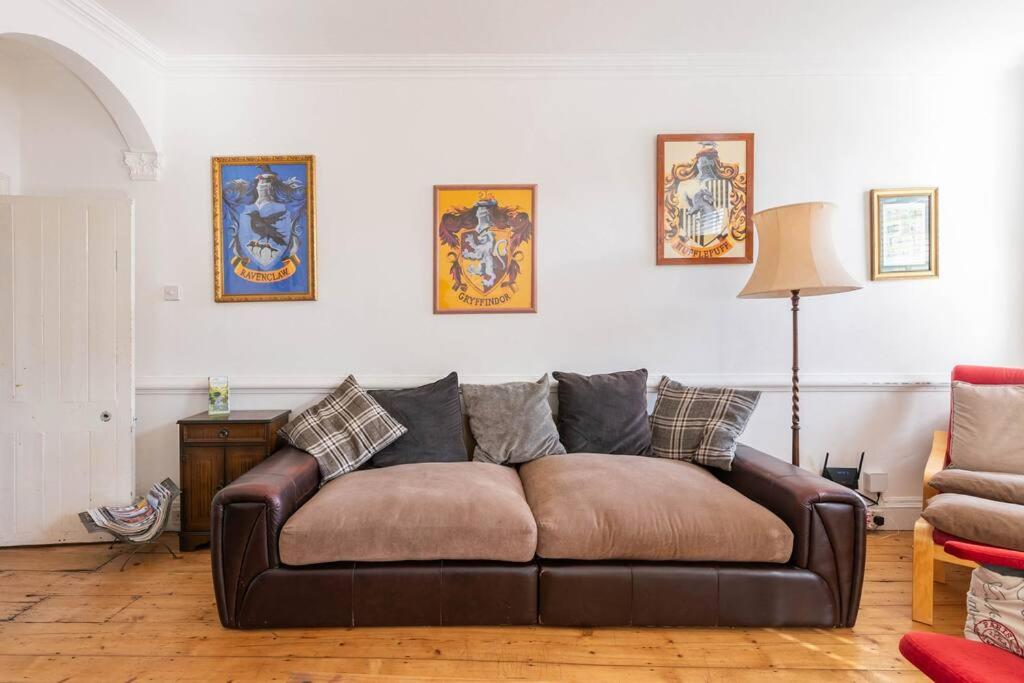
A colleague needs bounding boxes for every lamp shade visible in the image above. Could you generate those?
[738,202,861,299]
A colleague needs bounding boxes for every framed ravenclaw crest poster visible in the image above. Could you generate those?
[434,185,536,314]
[656,133,753,265]
[212,155,316,302]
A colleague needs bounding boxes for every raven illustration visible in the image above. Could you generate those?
[245,210,288,257]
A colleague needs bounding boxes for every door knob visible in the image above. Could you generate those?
[100,411,112,422]
[218,428,229,438]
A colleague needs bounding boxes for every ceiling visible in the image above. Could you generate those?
[92,0,1024,70]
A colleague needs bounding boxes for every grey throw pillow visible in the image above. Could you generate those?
[280,375,407,484]
[649,377,760,471]
[461,375,566,464]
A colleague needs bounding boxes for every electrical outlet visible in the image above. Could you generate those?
[865,510,885,531]
[163,285,182,301]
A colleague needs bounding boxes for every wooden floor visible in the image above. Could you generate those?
[0,532,967,682]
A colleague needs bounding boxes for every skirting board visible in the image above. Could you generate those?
[869,497,924,531]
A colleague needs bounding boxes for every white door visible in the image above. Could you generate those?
[0,196,134,546]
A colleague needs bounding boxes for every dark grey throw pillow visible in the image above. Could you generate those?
[552,369,652,454]
[367,372,468,467]
[650,377,760,471]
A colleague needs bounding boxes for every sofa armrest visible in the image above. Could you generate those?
[211,446,319,627]
[715,444,867,627]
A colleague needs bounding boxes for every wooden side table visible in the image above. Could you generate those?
[177,410,290,551]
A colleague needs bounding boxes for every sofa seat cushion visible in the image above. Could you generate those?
[519,453,793,562]
[279,462,538,565]
[923,493,1024,551]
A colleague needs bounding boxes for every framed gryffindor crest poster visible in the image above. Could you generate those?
[656,134,753,265]
[212,155,316,302]
[434,185,536,314]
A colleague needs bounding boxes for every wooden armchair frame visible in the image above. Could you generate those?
[912,431,976,624]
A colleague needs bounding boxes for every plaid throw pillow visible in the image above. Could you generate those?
[280,375,407,484]
[650,377,760,471]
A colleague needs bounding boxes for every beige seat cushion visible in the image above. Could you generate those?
[929,468,1024,505]
[951,382,1024,475]
[518,453,794,562]
[923,493,1024,551]
[279,462,537,565]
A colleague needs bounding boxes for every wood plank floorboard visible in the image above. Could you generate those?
[0,531,961,681]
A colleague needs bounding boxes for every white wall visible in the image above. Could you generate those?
[0,59,20,193]
[9,56,1024,527]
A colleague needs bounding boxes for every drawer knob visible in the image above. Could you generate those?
[217,428,229,438]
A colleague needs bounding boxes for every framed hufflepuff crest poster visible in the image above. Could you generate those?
[212,155,316,302]
[656,133,753,265]
[434,185,536,314]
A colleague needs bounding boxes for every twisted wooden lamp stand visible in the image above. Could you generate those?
[790,290,801,468]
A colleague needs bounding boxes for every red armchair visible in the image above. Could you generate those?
[901,540,1024,682]
[912,365,1024,624]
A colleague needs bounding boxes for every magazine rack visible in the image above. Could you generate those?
[79,478,182,571]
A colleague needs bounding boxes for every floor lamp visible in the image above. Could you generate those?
[738,202,861,468]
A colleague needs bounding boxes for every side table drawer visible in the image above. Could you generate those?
[182,423,265,443]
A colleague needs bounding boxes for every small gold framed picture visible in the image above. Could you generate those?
[870,187,938,280]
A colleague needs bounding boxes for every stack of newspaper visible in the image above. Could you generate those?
[80,478,179,543]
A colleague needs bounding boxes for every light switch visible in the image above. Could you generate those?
[163,285,182,301]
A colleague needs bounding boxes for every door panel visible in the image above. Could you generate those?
[58,205,90,403]
[181,446,224,532]
[60,432,92,534]
[0,196,134,546]
[0,202,12,402]
[225,445,266,482]
[87,201,118,402]
[12,200,42,404]
[0,433,13,544]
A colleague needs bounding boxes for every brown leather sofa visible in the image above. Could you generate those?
[212,444,866,629]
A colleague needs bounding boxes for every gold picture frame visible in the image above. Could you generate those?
[212,155,317,302]
[870,187,938,280]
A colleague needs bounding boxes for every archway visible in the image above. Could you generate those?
[0,32,160,179]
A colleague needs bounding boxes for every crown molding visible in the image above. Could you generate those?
[35,3,979,80]
[161,52,960,80]
[47,0,167,69]
[135,373,950,396]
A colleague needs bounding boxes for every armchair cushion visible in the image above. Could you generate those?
[900,632,1024,683]
[929,468,1024,505]
[951,381,1024,475]
[923,493,1024,551]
